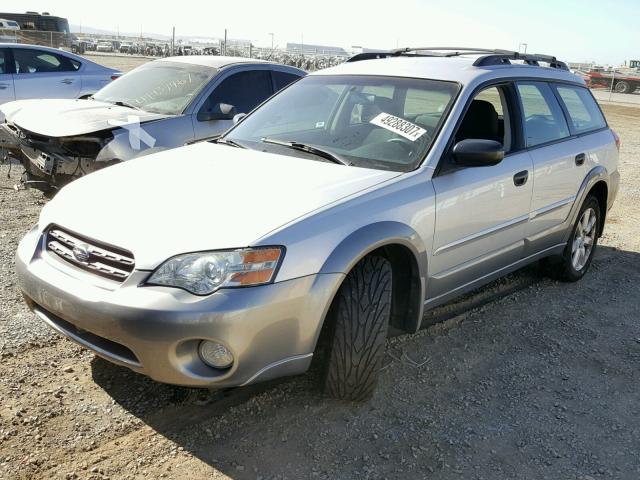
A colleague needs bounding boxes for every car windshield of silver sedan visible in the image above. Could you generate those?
[92,61,216,115]
[224,75,459,172]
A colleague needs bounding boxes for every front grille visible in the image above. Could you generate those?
[46,227,135,282]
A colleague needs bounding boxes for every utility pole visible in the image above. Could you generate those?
[269,32,274,50]
[518,42,528,54]
[224,28,227,56]
[171,26,175,56]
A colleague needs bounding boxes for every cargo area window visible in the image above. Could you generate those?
[553,84,606,134]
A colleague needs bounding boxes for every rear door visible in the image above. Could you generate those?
[11,47,82,100]
[192,67,274,140]
[0,48,15,104]
[517,81,595,253]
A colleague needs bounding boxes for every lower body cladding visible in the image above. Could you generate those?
[16,230,344,388]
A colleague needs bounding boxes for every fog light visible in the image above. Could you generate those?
[198,341,234,369]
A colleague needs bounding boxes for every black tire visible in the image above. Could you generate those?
[541,195,600,282]
[614,81,632,94]
[322,255,392,401]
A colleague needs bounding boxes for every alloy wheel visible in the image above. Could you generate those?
[571,207,597,271]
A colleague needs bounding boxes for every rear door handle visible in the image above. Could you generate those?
[61,78,74,84]
[513,170,529,187]
[575,153,586,166]
[0,83,8,90]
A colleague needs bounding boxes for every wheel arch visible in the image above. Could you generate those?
[565,166,609,242]
[586,180,608,236]
[319,221,427,334]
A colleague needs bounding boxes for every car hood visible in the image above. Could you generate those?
[0,99,171,137]
[39,142,401,270]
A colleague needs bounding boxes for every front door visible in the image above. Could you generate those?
[0,49,15,104]
[11,48,81,100]
[428,85,533,301]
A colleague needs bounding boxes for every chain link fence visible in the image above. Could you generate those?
[0,28,348,72]
[0,29,70,48]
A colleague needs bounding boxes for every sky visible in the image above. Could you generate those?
[4,0,639,65]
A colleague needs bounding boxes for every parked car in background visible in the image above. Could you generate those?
[0,18,20,30]
[96,41,114,53]
[15,48,619,400]
[1,56,304,191]
[0,19,20,43]
[0,43,120,105]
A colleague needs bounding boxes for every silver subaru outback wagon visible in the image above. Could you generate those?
[16,48,620,401]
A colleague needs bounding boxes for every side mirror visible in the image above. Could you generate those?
[452,139,504,167]
[197,103,237,122]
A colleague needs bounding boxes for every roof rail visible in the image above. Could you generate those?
[347,47,569,71]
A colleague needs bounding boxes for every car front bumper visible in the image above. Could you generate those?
[16,226,344,387]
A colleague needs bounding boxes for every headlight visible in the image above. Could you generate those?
[145,247,283,295]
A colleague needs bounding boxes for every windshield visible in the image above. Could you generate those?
[225,75,459,172]
[93,61,216,115]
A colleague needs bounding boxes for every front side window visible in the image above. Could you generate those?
[93,61,216,115]
[272,70,301,90]
[455,85,512,151]
[554,84,606,134]
[13,49,80,74]
[225,75,459,172]
[0,49,7,74]
[202,70,273,116]
[516,82,570,147]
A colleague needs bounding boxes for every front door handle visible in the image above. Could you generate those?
[513,170,529,187]
[61,78,74,84]
[575,153,586,166]
[0,83,8,90]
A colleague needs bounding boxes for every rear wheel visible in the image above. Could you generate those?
[614,81,632,94]
[541,195,600,282]
[322,255,392,401]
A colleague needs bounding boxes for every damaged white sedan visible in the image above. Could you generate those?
[0,55,304,191]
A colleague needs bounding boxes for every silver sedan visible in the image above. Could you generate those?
[1,55,305,191]
[0,43,120,104]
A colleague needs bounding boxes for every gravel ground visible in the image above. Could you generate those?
[0,103,639,480]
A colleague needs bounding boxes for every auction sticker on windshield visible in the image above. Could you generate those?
[370,113,427,141]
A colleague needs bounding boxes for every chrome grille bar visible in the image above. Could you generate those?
[46,227,135,282]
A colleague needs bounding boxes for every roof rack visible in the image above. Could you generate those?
[347,47,569,71]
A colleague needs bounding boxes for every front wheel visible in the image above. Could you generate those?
[542,195,600,282]
[322,255,392,401]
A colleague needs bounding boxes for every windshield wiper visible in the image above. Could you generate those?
[111,100,141,110]
[261,137,350,166]
[214,137,246,149]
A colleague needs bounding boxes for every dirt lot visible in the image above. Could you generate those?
[0,102,639,480]
[84,53,151,72]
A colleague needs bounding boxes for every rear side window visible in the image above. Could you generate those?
[272,71,301,91]
[554,85,606,134]
[516,82,570,148]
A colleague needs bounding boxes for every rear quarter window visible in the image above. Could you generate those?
[554,84,606,134]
